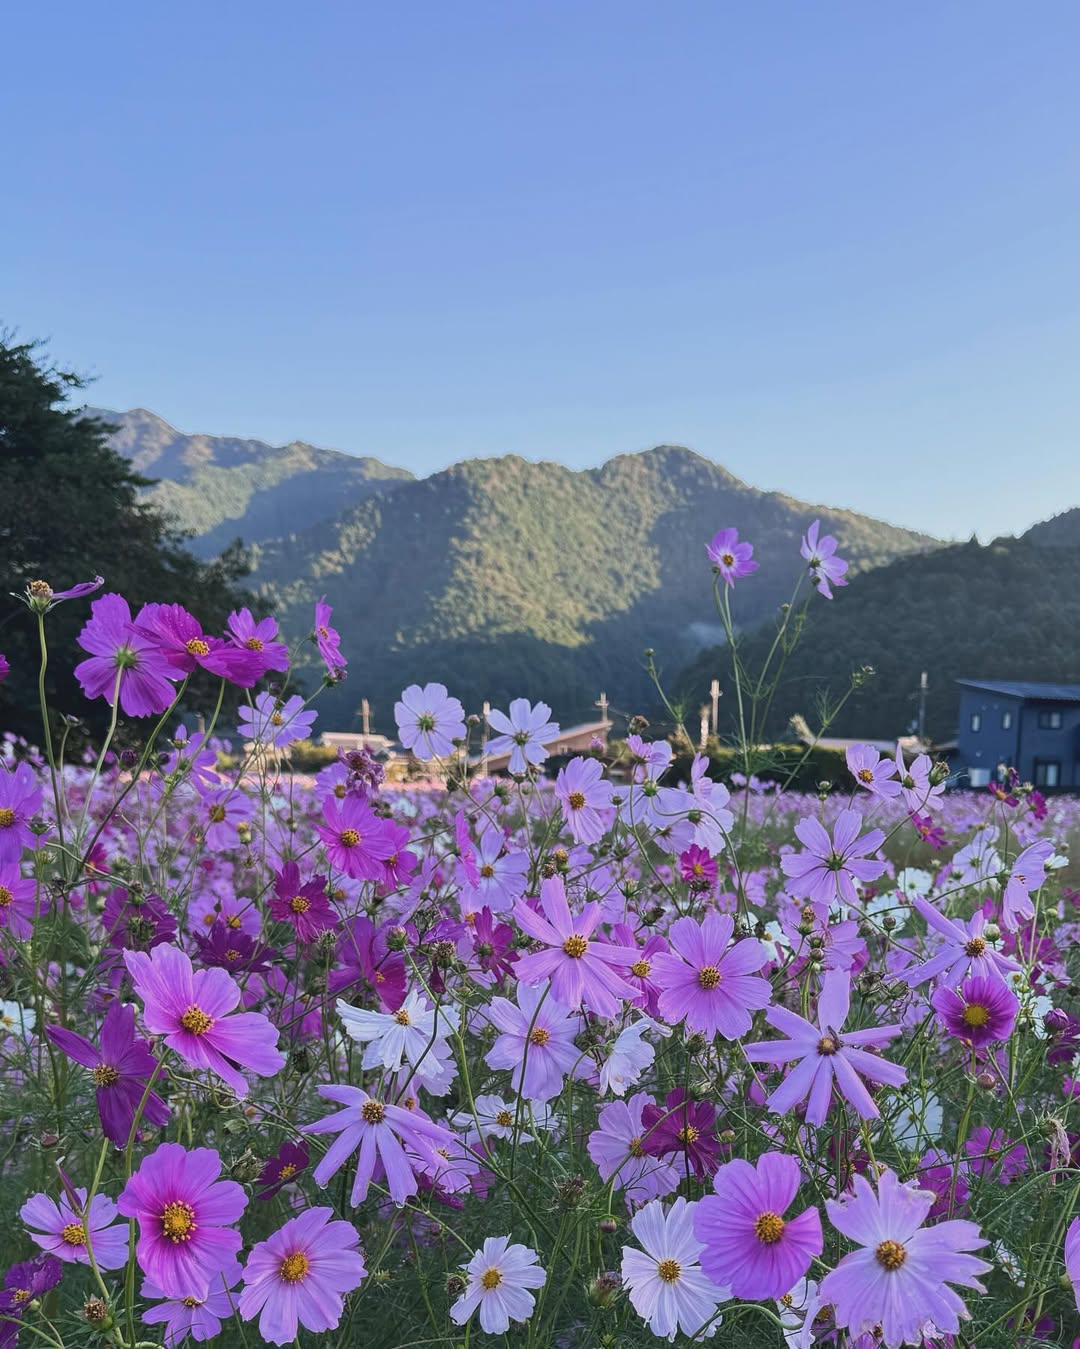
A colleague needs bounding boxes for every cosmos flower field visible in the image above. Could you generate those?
[0,529,1078,1348]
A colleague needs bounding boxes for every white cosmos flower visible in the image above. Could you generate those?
[890,1086,943,1151]
[447,1093,547,1146]
[895,866,934,898]
[449,1235,547,1334]
[336,989,454,1084]
[600,1018,671,1096]
[0,1001,35,1036]
[776,1277,822,1348]
[620,1197,728,1342]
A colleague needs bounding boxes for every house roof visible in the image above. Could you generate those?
[956,679,1080,703]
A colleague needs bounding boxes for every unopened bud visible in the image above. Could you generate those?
[929,760,950,786]
[684,1033,707,1056]
[976,1071,996,1090]
[446,1274,467,1298]
[719,1128,736,1144]
[386,925,408,951]
[1043,1008,1069,1033]
[983,922,1001,942]
[598,1216,619,1235]
[586,1270,621,1307]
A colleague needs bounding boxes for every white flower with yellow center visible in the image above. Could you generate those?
[450,1235,546,1334]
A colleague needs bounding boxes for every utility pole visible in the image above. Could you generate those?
[699,704,710,749]
[481,700,490,776]
[710,679,720,735]
[594,692,610,739]
[917,672,928,745]
[361,698,371,737]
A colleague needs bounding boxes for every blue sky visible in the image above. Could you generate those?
[4,1,1080,539]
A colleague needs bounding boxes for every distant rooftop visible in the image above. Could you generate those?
[957,679,1080,703]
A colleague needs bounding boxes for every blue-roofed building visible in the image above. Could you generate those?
[956,680,1080,788]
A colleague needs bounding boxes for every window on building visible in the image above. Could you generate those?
[1034,759,1061,787]
[1001,711,1013,730]
[1037,710,1063,730]
[969,713,981,732]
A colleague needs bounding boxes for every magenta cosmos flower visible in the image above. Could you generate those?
[0,866,37,939]
[639,1088,723,1181]
[118,1144,246,1299]
[124,943,285,1097]
[134,603,260,686]
[486,699,560,775]
[819,1168,990,1346]
[706,527,758,585]
[554,756,616,844]
[304,1084,459,1206]
[317,794,396,880]
[512,876,639,1018]
[268,861,338,942]
[484,982,583,1103]
[930,974,1019,1049]
[1065,1217,1080,1315]
[587,1094,681,1208]
[225,607,289,675]
[0,762,43,865]
[694,1152,823,1300]
[651,913,771,1040]
[75,593,178,717]
[314,596,347,676]
[903,898,1020,988]
[744,970,906,1125]
[780,809,886,909]
[21,1188,127,1269]
[238,1207,366,1345]
[394,682,466,760]
[46,1001,169,1146]
[800,520,848,599]
[1001,838,1054,931]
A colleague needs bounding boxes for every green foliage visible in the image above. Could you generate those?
[0,338,253,742]
[679,537,1080,742]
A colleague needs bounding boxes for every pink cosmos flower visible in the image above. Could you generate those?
[554,756,615,844]
[225,607,290,675]
[314,596,347,676]
[0,653,9,685]
[486,699,560,775]
[0,866,37,939]
[141,1259,243,1347]
[124,943,285,1097]
[317,794,396,880]
[706,526,758,585]
[679,845,718,891]
[47,1001,170,1146]
[845,744,900,799]
[512,876,639,1017]
[238,1207,366,1345]
[1001,838,1054,931]
[744,969,906,1125]
[21,1188,127,1269]
[651,913,771,1039]
[587,1094,681,1209]
[304,1084,459,1205]
[930,975,1019,1049]
[238,692,317,748]
[963,1127,1028,1183]
[484,982,582,1104]
[694,1152,823,1300]
[75,593,178,718]
[895,742,945,813]
[394,682,466,760]
[134,603,260,686]
[461,829,529,915]
[0,762,44,865]
[800,520,848,599]
[780,809,886,909]
[118,1144,246,1299]
[819,1168,990,1346]
[902,898,1020,988]
[198,787,256,851]
[1064,1216,1079,1315]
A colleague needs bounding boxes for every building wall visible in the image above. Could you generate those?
[957,690,1021,786]
[1016,704,1080,788]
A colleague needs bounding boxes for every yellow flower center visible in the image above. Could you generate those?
[226,914,242,929]
[277,1163,298,1179]
[965,937,986,957]
[562,934,588,959]
[677,1124,700,1144]
[857,768,874,783]
[393,1009,412,1026]
[92,1063,119,1086]
[529,1027,551,1047]
[11,1289,31,1305]
[962,1003,991,1027]
[181,1296,203,1308]
[279,1251,310,1283]
[697,965,722,990]
[289,895,309,914]
[208,805,226,823]
[629,1135,645,1157]
[61,1222,87,1246]
[720,552,734,567]
[185,638,210,657]
[0,886,13,907]
[340,828,360,848]
[495,1109,514,1127]
[754,1211,786,1244]
[0,809,15,828]
[226,949,241,962]
[361,1099,385,1124]
[631,959,651,978]
[875,1239,907,1271]
[657,1258,681,1283]
[480,1267,502,1291]
[567,791,586,811]
[244,637,264,651]
[271,712,284,726]
[161,1201,196,1242]
[180,1005,213,1035]
[816,1035,839,1056]
[480,863,496,878]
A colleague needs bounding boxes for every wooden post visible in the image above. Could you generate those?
[699,705,710,749]
[481,700,490,776]
[710,679,720,735]
[361,698,370,737]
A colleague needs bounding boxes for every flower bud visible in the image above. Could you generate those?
[83,1297,111,1327]
[983,922,1001,942]
[1043,1007,1069,1033]
[929,759,950,786]
[598,1216,619,1235]
[446,1273,467,1299]
[555,1175,587,1210]
[386,925,409,951]
[975,1071,996,1090]
[586,1271,621,1307]
[719,1128,736,1144]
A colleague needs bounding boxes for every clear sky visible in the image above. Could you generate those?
[4,1,1080,539]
